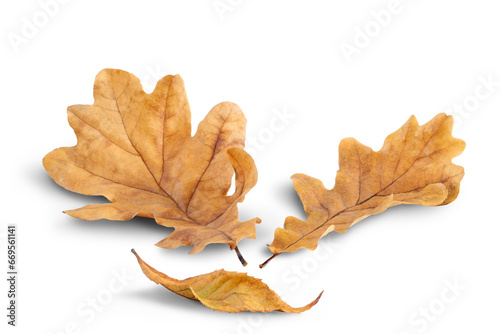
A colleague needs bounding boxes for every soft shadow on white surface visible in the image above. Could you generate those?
[275,181,305,216]
[126,287,204,312]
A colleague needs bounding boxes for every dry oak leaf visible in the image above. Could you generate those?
[43,69,261,265]
[261,113,465,267]
[131,249,323,313]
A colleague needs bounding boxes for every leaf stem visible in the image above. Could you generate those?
[234,246,247,266]
[259,253,279,268]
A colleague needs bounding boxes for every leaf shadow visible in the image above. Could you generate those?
[126,287,205,313]
[275,181,305,218]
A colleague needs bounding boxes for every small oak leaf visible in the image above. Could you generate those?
[261,113,465,267]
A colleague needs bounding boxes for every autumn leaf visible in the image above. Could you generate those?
[131,249,322,313]
[260,113,465,268]
[43,69,261,265]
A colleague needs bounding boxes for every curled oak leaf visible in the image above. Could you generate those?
[131,249,323,313]
[261,113,465,268]
[43,69,260,265]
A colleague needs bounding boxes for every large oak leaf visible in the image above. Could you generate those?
[43,69,260,265]
[131,249,322,313]
[261,114,465,267]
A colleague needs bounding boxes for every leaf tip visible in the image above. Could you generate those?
[310,290,324,307]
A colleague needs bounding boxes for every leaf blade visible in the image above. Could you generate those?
[131,249,322,313]
[263,113,465,266]
[44,69,259,263]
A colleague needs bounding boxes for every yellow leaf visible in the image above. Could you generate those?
[43,69,260,265]
[131,249,322,313]
[261,114,465,267]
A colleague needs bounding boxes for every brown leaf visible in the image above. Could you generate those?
[131,249,322,313]
[43,69,260,265]
[261,114,465,267]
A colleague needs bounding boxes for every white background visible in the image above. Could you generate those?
[1,0,499,333]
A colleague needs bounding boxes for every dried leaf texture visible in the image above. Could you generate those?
[131,249,322,313]
[261,114,465,267]
[43,69,260,263]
